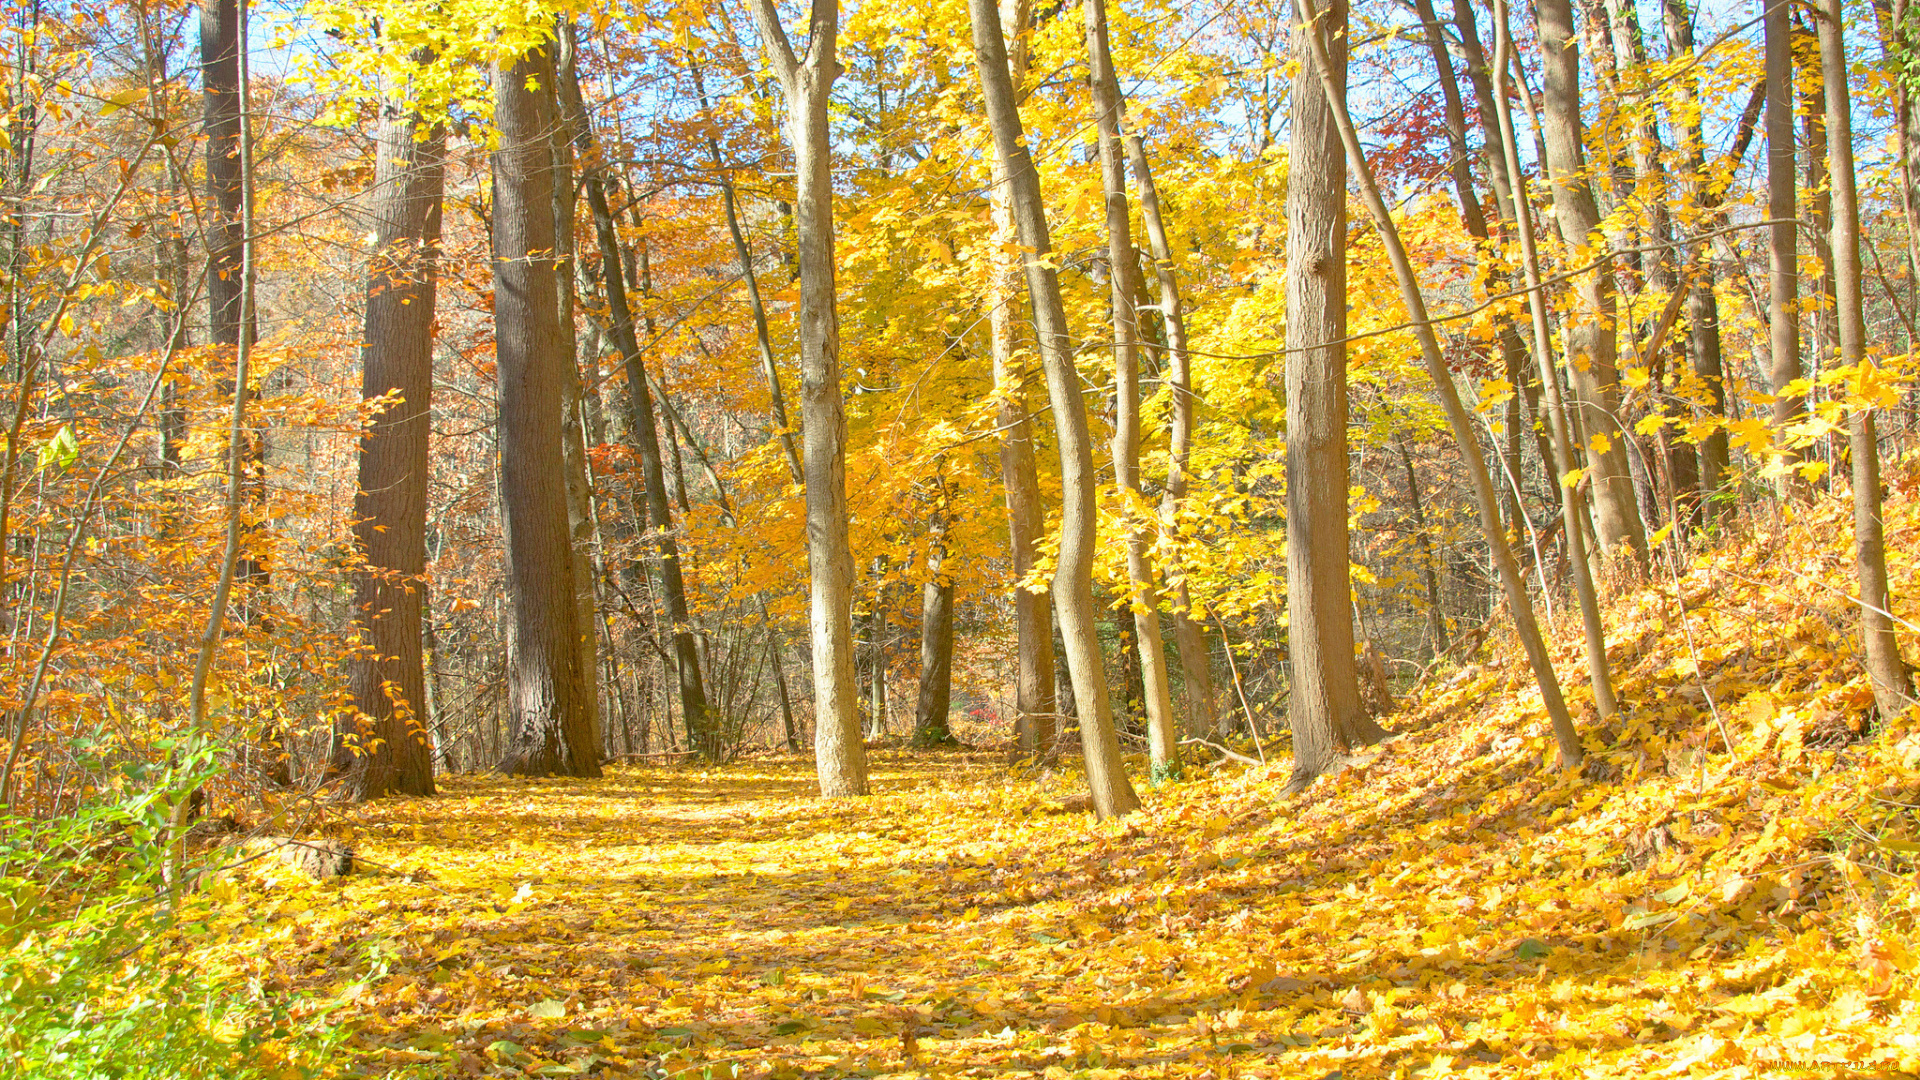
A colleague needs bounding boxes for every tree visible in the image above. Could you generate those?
[971,0,1139,818]
[912,476,955,747]
[1817,0,1913,718]
[1086,0,1178,780]
[1282,0,1386,792]
[492,40,599,779]
[1661,0,1734,521]
[984,0,1057,760]
[1765,0,1803,489]
[1534,0,1649,567]
[1292,0,1583,771]
[558,34,713,759]
[750,0,868,797]
[337,62,445,800]
[1488,0,1617,723]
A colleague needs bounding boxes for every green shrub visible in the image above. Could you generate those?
[0,739,329,1080]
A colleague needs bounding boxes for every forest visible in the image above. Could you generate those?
[4,0,1920,1073]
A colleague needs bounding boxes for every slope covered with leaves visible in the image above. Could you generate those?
[167,482,1920,1079]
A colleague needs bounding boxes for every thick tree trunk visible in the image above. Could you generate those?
[1284,0,1386,793]
[339,74,444,800]
[553,26,601,758]
[1295,0,1583,770]
[1534,0,1649,568]
[492,44,599,779]
[986,0,1056,760]
[971,0,1139,817]
[1087,0,1178,780]
[751,0,868,796]
[558,44,713,758]
[1818,0,1914,717]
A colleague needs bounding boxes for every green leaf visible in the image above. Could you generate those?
[773,1020,810,1035]
[528,999,566,1020]
[36,425,78,472]
[1514,938,1550,960]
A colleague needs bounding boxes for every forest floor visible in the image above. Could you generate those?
[191,494,1920,1079]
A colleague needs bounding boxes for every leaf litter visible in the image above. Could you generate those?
[178,489,1920,1079]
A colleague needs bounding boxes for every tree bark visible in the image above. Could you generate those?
[339,69,444,800]
[1087,0,1178,780]
[1817,0,1913,717]
[971,0,1139,817]
[492,43,599,779]
[1283,0,1387,793]
[751,0,868,796]
[553,24,602,760]
[1534,0,1650,567]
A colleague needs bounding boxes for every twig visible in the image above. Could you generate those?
[1179,737,1262,767]
[1212,615,1265,763]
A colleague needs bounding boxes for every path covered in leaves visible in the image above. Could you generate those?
[209,713,1917,1078]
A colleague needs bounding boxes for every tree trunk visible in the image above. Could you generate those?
[553,25,602,759]
[1874,0,1920,290]
[1488,3,1619,721]
[1661,0,1733,522]
[1534,0,1649,568]
[913,486,956,747]
[339,68,444,800]
[690,58,802,485]
[1087,0,1179,780]
[751,0,868,796]
[1445,0,1562,518]
[1122,131,1217,738]
[1283,0,1387,793]
[558,42,713,759]
[1818,0,1914,717]
[1396,439,1448,658]
[1766,0,1805,486]
[971,0,1139,817]
[201,0,279,780]
[987,0,1056,760]
[491,43,599,779]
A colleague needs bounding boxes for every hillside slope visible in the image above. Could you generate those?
[178,477,1920,1079]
